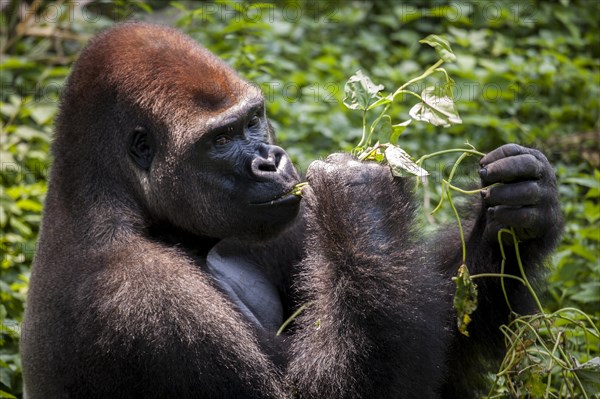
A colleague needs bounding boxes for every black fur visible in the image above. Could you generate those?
[21,23,562,399]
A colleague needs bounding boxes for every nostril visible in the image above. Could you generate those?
[250,144,294,181]
[270,146,287,167]
[256,146,285,173]
[251,156,278,178]
[258,160,277,172]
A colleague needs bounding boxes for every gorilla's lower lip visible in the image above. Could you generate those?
[250,193,302,207]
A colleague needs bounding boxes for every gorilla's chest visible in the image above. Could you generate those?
[206,242,283,335]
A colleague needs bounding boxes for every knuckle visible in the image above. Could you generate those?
[529,148,544,160]
[515,154,541,176]
[502,143,522,156]
[529,148,550,165]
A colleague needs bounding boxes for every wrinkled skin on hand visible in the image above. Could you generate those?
[306,153,393,195]
[479,144,561,242]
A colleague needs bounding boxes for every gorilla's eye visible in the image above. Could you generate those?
[215,135,232,146]
[248,115,260,128]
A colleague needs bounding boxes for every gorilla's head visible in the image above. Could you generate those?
[54,23,301,240]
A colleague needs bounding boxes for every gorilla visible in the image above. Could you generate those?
[21,23,562,399]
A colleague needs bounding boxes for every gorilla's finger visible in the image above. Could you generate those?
[488,205,543,230]
[480,143,526,166]
[482,181,541,207]
[480,144,549,167]
[480,154,542,184]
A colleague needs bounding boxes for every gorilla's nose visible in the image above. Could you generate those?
[251,145,299,182]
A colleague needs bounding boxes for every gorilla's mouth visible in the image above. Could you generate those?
[250,193,302,208]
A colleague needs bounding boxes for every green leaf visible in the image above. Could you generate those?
[569,282,600,303]
[574,357,600,394]
[583,200,600,223]
[419,34,456,62]
[579,227,600,241]
[28,104,57,125]
[409,86,462,128]
[343,70,384,111]
[9,218,32,237]
[384,145,429,177]
[14,126,50,142]
[133,2,153,13]
[564,177,600,188]
[0,366,11,390]
[389,120,412,145]
[0,206,6,228]
[375,115,393,143]
[452,264,478,337]
[367,96,391,110]
[570,244,597,262]
[0,390,17,399]
[0,56,36,69]
[16,199,43,213]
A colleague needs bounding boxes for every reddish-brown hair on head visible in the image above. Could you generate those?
[61,22,260,128]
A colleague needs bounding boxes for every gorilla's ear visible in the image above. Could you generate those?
[128,126,154,170]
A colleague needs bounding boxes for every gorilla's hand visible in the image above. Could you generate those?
[304,153,398,230]
[479,144,561,242]
[306,153,393,202]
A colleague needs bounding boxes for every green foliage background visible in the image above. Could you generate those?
[1,1,598,397]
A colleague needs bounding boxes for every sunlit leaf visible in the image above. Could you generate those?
[28,104,57,126]
[419,34,456,62]
[0,389,17,399]
[343,70,384,111]
[385,145,429,177]
[16,199,43,213]
[409,86,462,128]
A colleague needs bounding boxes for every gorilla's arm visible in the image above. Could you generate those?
[438,144,563,396]
[287,155,451,399]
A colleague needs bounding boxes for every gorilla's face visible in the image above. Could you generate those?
[127,83,301,240]
[197,103,301,238]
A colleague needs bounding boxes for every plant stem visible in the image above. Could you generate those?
[416,148,485,165]
[447,189,466,264]
[509,228,544,314]
[392,59,445,98]
[357,110,368,149]
[276,302,313,336]
[470,273,526,285]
